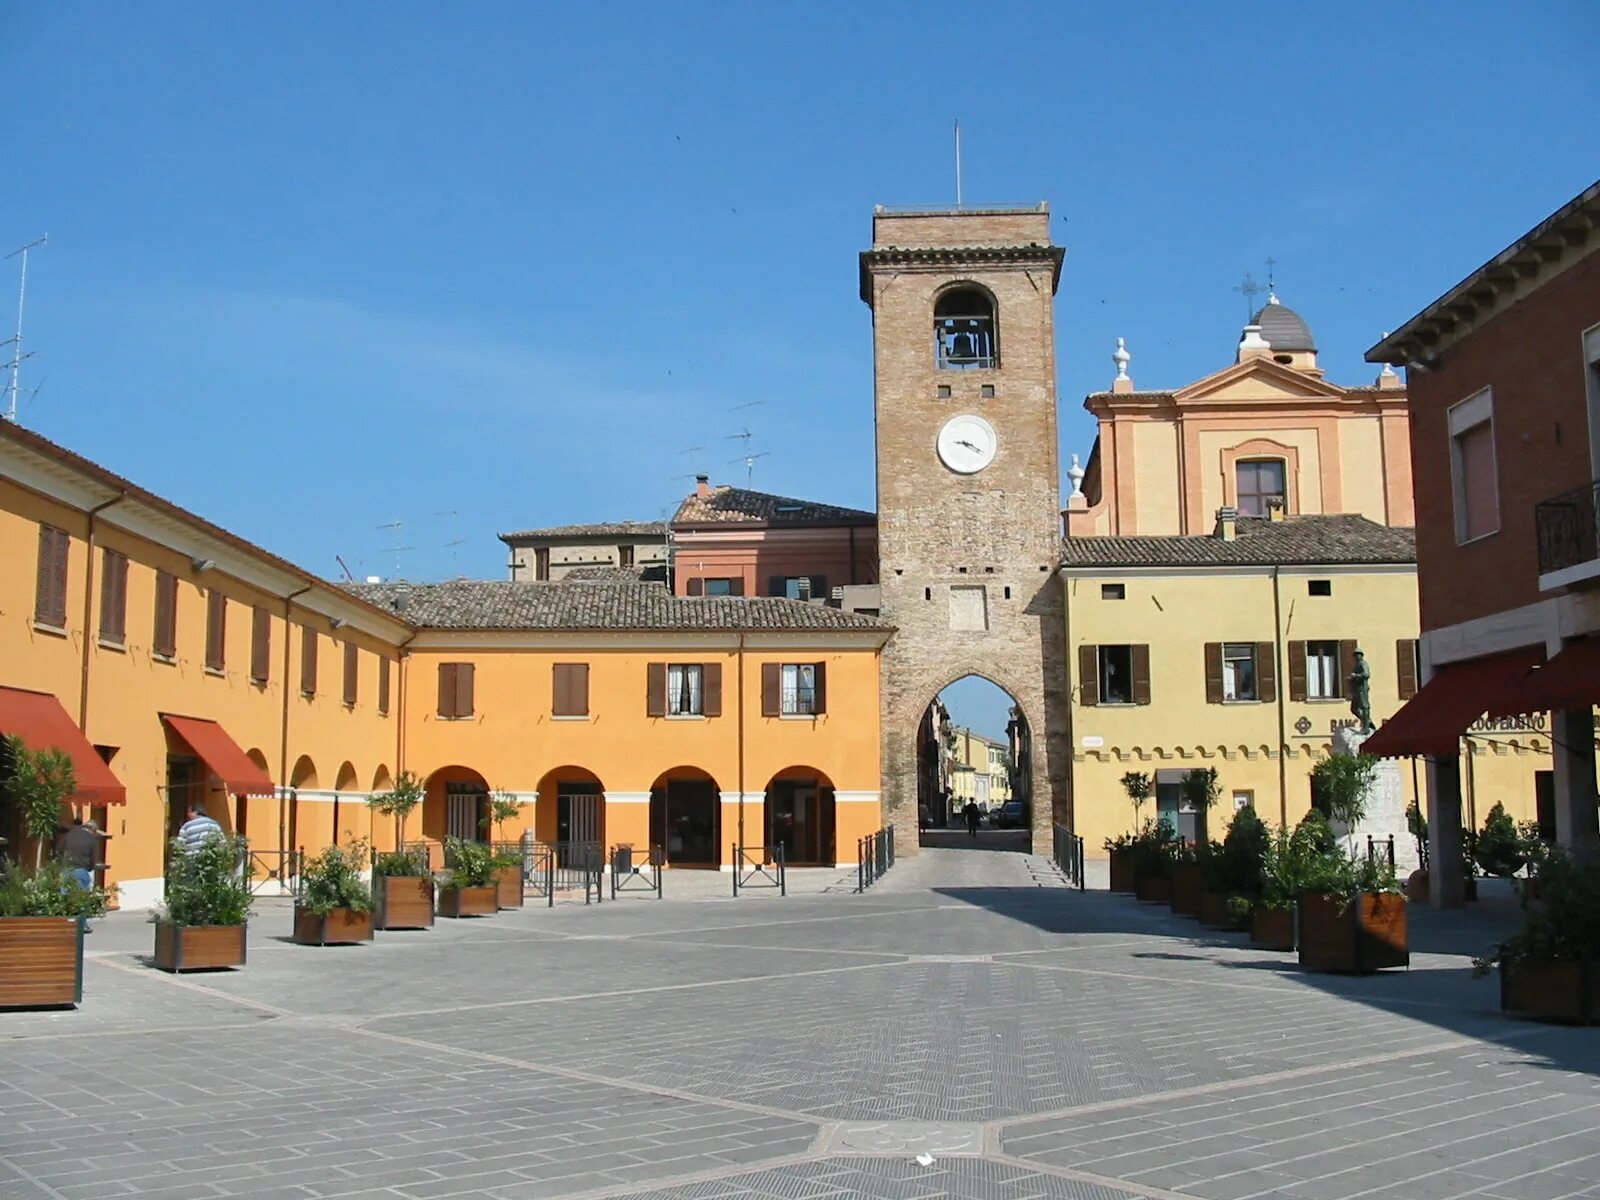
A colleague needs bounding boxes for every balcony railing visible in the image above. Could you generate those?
[1535,479,1600,579]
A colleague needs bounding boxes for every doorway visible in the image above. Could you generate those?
[766,776,836,865]
[650,777,720,866]
[445,782,487,843]
[557,783,603,867]
[164,755,199,875]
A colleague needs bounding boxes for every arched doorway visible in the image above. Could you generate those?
[649,767,720,867]
[918,675,1028,845]
[423,765,489,846]
[333,761,360,848]
[534,766,604,848]
[287,755,318,855]
[764,768,835,866]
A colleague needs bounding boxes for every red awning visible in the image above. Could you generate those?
[1488,637,1600,717]
[1362,647,1545,759]
[160,714,276,797]
[0,686,127,804]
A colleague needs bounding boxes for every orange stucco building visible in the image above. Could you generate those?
[0,422,889,908]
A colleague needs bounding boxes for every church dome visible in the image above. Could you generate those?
[1251,296,1316,352]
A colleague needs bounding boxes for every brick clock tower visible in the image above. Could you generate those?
[860,204,1070,854]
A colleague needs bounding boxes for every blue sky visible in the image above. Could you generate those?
[5,2,1597,741]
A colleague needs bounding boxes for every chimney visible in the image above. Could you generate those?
[1266,497,1287,522]
[1214,506,1239,542]
[695,474,710,497]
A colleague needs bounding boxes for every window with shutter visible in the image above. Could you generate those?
[1077,644,1099,706]
[378,656,391,715]
[1396,639,1419,701]
[1130,644,1151,705]
[666,664,705,715]
[454,662,474,717]
[99,549,128,643]
[205,590,227,671]
[1204,643,1224,704]
[437,663,455,717]
[35,524,69,628]
[761,662,781,716]
[553,663,589,717]
[301,627,318,697]
[702,662,722,717]
[646,662,667,717]
[1255,642,1277,703]
[1302,641,1340,700]
[1287,642,1308,701]
[343,642,359,707]
[686,577,704,596]
[250,607,271,683]
[1097,646,1133,704]
[811,661,827,714]
[154,571,178,658]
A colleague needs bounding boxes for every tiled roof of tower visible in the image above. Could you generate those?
[1060,514,1415,568]
[672,485,875,527]
[498,520,666,543]
[341,580,892,632]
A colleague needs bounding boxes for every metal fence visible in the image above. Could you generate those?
[1366,835,1396,869]
[1052,825,1086,890]
[856,825,895,892]
[245,847,296,895]
[609,843,663,900]
[732,843,786,896]
[504,840,605,906]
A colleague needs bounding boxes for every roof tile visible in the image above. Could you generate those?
[672,485,874,527]
[1061,514,1415,568]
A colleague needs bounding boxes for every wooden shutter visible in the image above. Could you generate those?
[378,656,391,715]
[437,663,454,717]
[1203,642,1224,704]
[99,549,127,642]
[686,577,704,596]
[35,525,68,627]
[301,628,318,696]
[154,571,177,657]
[553,663,589,717]
[1077,644,1099,706]
[251,606,270,683]
[702,663,722,717]
[1131,645,1151,706]
[768,575,784,598]
[454,662,474,717]
[1256,642,1277,703]
[343,642,359,706]
[1396,639,1419,701]
[728,578,745,596]
[646,662,666,717]
[1338,640,1358,700]
[205,590,226,671]
[1287,641,1308,702]
[810,575,828,600]
[812,661,827,714]
[761,662,781,716]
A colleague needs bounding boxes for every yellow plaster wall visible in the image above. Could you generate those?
[1335,417,1391,524]
[1197,426,1324,518]
[1129,421,1181,534]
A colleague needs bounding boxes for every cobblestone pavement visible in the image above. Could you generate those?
[3,849,1597,1200]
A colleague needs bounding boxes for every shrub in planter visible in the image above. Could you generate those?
[153,833,253,971]
[1170,843,1205,917]
[1297,852,1407,974]
[1254,811,1340,951]
[1103,832,1136,894]
[438,837,499,918]
[484,791,526,909]
[372,847,434,931]
[1129,819,1178,903]
[0,859,109,1008]
[1200,807,1268,929]
[1473,803,1528,881]
[294,842,373,945]
[1475,849,1600,1023]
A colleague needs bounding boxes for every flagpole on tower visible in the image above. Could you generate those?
[954,120,963,210]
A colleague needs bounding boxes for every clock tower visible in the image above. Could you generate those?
[860,204,1069,853]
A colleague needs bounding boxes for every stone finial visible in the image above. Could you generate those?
[1374,333,1401,387]
[1237,322,1270,363]
[1067,454,1085,499]
[1113,337,1130,380]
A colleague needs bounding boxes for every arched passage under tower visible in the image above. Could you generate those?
[916,674,1031,848]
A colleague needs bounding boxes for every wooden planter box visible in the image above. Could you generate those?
[437,886,498,918]
[0,916,84,1008]
[293,906,373,945]
[494,864,524,910]
[1298,892,1408,973]
[1501,959,1600,1024]
[1134,873,1173,904]
[1251,905,1295,951]
[1170,864,1204,917]
[1108,848,1136,894]
[373,875,434,930]
[1200,891,1247,930]
[153,922,246,972]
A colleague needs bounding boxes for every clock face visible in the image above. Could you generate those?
[936,414,998,475]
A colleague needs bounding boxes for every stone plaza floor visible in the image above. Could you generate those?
[3,847,1599,1200]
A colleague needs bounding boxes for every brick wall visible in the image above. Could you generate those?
[1407,251,1600,634]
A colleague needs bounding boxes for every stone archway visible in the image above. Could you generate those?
[913,673,1031,847]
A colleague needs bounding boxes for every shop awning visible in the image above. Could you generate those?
[159,714,276,797]
[1362,647,1545,759]
[0,686,127,804]
[1487,637,1600,718]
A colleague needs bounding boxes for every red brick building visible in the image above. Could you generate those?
[1366,180,1600,905]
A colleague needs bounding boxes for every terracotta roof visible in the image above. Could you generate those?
[672,485,875,528]
[499,520,666,543]
[563,565,668,583]
[342,579,892,632]
[1060,515,1416,568]
[1251,298,1317,351]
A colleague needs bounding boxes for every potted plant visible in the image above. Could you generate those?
[1474,803,1527,882]
[1297,848,1407,974]
[1310,752,1375,854]
[1475,849,1600,1023]
[1404,800,1429,901]
[153,832,253,971]
[0,738,108,1008]
[1129,819,1178,904]
[1108,772,1150,892]
[1170,840,1206,917]
[1255,811,1336,951]
[293,841,373,945]
[1200,807,1267,930]
[437,837,499,917]
[484,790,525,909]
[368,773,433,930]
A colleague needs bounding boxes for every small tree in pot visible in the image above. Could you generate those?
[1474,803,1528,881]
[1129,818,1179,904]
[483,790,526,909]
[438,836,499,917]
[4,736,75,871]
[154,833,253,971]
[1169,768,1219,916]
[1201,806,1268,930]
[1309,752,1375,855]
[1297,835,1405,975]
[294,840,373,945]
[1255,811,1339,951]
[368,773,433,931]
[1106,772,1150,894]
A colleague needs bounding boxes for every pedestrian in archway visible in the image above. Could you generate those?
[963,800,981,838]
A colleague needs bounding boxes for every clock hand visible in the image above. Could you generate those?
[957,439,980,452]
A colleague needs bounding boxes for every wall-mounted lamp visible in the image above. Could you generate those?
[191,557,217,574]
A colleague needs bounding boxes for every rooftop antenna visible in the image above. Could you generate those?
[442,539,467,579]
[1233,272,1262,322]
[1264,256,1279,303]
[954,120,963,209]
[334,554,356,583]
[3,235,46,424]
[727,449,770,484]
[376,521,413,581]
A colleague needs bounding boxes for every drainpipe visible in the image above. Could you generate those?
[77,491,128,732]
[395,628,417,782]
[1272,566,1288,828]
[279,584,313,857]
[736,632,746,854]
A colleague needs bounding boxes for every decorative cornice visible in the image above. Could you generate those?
[859,244,1065,301]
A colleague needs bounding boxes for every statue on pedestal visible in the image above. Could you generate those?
[1349,648,1372,734]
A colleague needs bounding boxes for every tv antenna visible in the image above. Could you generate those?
[442,539,467,579]
[727,450,770,483]
[3,235,46,424]
[954,119,963,209]
[376,521,413,581]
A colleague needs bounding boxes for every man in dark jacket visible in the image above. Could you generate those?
[963,800,981,838]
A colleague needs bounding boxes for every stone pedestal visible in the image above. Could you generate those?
[1331,727,1419,876]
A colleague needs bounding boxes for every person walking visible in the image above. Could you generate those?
[60,814,111,890]
[176,804,223,853]
[963,799,981,838]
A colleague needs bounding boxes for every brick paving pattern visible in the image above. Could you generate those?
[1,848,1596,1199]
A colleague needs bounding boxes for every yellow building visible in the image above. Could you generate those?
[0,422,889,907]
[945,726,1011,811]
[1064,306,1551,854]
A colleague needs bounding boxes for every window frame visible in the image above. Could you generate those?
[1234,458,1287,519]
[34,524,70,631]
[1100,583,1126,601]
[665,663,705,718]
[1448,387,1500,544]
[1221,642,1259,702]
[1097,644,1135,705]
[780,663,818,716]
[1304,639,1342,701]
